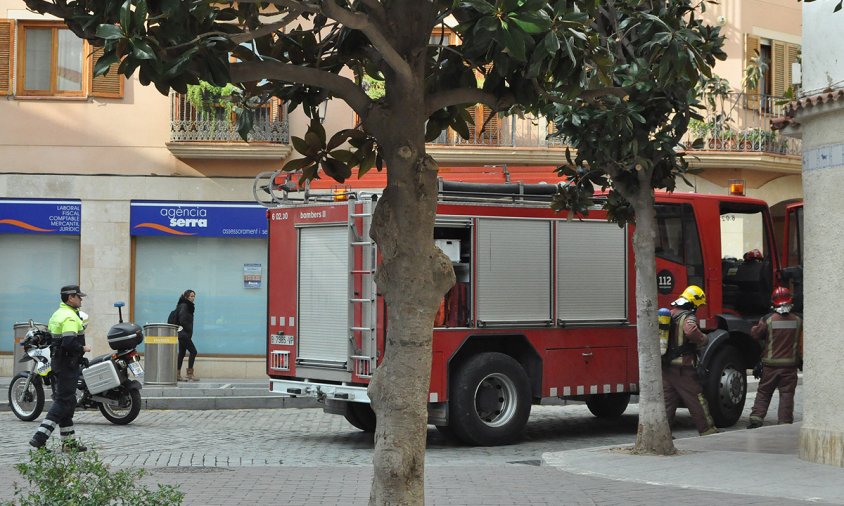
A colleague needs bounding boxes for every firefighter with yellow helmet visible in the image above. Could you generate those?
[662,285,718,436]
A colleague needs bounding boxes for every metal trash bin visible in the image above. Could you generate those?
[141,323,180,386]
[13,322,45,375]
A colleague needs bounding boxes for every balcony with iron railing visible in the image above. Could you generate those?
[684,92,801,156]
[426,110,567,166]
[427,93,800,171]
[165,92,291,160]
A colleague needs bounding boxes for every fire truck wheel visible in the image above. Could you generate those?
[449,352,531,446]
[343,402,377,433]
[704,345,747,427]
[585,393,631,418]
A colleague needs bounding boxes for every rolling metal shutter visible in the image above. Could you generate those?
[476,218,552,323]
[298,226,349,363]
[556,220,627,322]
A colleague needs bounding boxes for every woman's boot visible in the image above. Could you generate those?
[187,367,200,382]
[177,369,185,382]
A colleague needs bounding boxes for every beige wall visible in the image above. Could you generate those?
[702,0,802,91]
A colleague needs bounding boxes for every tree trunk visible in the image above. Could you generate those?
[619,176,676,455]
[366,135,455,504]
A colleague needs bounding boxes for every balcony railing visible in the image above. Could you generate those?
[429,113,567,148]
[683,92,801,156]
[169,93,289,143]
[428,92,800,157]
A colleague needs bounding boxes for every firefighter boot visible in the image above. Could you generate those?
[62,439,88,453]
[747,416,764,429]
[187,368,199,382]
[29,432,48,450]
[699,426,719,436]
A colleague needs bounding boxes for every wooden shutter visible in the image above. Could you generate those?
[89,45,124,99]
[0,20,13,96]
[771,40,787,97]
[744,34,761,110]
[785,43,801,92]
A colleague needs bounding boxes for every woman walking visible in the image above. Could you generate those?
[175,289,199,381]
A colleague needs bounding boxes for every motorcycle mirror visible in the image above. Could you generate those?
[114,301,125,323]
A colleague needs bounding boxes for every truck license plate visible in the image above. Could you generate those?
[128,361,144,377]
[271,334,294,346]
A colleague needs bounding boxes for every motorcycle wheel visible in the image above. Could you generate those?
[8,373,45,422]
[98,388,141,425]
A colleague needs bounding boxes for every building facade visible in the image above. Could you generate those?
[777,0,844,468]
[0,1,803,378]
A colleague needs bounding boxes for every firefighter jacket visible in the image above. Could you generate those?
[48,302,86,356]
[667,307,708,367]
[751,312,802,367]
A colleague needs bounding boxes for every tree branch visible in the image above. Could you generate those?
[231,60,372,117]
[230,13,304,45]
[426,87,515,117]
[319,0,413,84]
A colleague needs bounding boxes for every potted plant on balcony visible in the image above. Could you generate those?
[186,80,241,123]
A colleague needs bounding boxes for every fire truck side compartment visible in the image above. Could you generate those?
[298,225,350,365]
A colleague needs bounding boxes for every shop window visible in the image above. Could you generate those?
[0,19,123,98]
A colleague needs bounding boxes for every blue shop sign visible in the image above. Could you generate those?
[130,201,268,238]
[0,199,81,235]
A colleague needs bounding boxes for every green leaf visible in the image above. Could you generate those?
[132,40,156,60]
[134,0,149,30]
[498,24,527,62]
[235,109,254,141]
[358,148,377,178]
[120,0,132,32]
[304,131,324,151]
[93,51,120,77]
[95,24,124,41]
[291,136,312,156]
[321,158,352,182]
[310,119,326,145]
[510,11,552,34]
[283,158,315,173]
[329,149,357,164]
[458,0,496,15]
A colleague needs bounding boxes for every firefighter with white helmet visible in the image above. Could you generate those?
[662,285,718,436]
[747,287,802,429]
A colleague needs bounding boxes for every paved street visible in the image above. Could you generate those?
[0,388,817,505]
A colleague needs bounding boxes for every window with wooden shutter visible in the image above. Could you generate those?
[744,34,761,110]
[89,45,123,98]
[16,22,86,97]
[0,20,13,96]
[771,40,787,97]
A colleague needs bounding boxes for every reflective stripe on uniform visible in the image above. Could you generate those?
[772,320,799,330]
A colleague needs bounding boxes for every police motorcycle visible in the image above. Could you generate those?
[8,301,145,425]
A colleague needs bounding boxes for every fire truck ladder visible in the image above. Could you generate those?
[348,197,377,378]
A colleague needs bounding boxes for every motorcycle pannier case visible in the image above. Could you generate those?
[82,360,121,394]
[107,323,144,350]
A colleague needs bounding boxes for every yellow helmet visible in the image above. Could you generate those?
[678,285,707,308]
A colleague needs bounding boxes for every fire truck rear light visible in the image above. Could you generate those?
[270,350,290,371]
[353,356,374,378]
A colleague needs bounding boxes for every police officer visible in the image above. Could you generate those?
[748,287,802,429]
[29,285,91,451]
[662,285,718,436]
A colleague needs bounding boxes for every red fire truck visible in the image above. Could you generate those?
[260,179,781,445]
